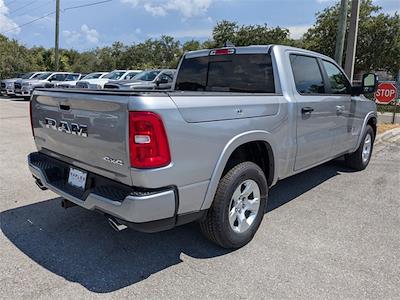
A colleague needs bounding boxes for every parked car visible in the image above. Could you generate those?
[51,73,86,88]
[76,70,142,89]
[57,72,108,88]
[27,45,378,248]
[45,73,84,88]
[1,72,46,96]
[15,72,75,99]
[104,69,176,90]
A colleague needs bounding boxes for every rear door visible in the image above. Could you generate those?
[290,54,336,171]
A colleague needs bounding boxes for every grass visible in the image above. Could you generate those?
[377,103,400,114]
[377,123,400,134]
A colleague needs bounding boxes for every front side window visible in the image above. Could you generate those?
[159,72,173,82]
[65,74,80,81]
[21,72,34,79]
[175,53,275,93]
[104,71,126,80]
[290,54,325,94]
[83,73,103,79]
[322,60,351,94]
[133,70,160,81]
[49,74,67,81]
[124,72,141,80]
[37,72,53,80]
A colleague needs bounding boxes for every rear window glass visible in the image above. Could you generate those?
[175,54,275,93]
[290,54,325,94]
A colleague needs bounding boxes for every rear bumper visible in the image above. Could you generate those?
[28,152,177,229]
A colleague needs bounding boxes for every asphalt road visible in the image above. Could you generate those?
[1,96,399,299]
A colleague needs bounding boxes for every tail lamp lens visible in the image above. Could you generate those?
[129,111,171,168]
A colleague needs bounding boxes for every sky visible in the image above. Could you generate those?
[0,0,398,51]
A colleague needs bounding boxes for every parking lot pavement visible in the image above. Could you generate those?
[1,97,399,299]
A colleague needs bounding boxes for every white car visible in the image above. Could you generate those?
[16,72,75,98]
[57,72,109,88]
[1,72,47,96]
[76,70,142,89]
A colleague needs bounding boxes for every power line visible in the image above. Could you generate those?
[12,1,53,18]
[8,0,36,15]
[0,0,113,35]
[63,0,113,12]
[4,0,17,6]
[0,11,56,35]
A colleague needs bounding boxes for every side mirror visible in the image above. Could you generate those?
[362,73,378,94]
[156,77,168,86]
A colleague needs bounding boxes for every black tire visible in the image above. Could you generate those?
[345,125,375,171]
[200,161,268,248]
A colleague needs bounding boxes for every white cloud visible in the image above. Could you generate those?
[144,3,167,16]
[0,0,20,35]
[63,30,81,44]
[122,0,212,18]
[63,24,99,45]
[149,28,212,39]
[287,25,310,39]
[81,24,99,43]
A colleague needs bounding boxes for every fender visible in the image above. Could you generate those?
[200,130,278,210]
[352,111,377,152]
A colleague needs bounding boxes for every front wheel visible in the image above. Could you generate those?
[200,161,268,248]
[345,125,375,171]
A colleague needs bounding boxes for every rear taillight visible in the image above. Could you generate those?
[129,111,171,169]
[29,100,34,137]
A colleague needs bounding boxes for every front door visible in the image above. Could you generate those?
[320,60,355,155]
[290,54,337,171]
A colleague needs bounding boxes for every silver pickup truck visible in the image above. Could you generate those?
[28,45,378,248]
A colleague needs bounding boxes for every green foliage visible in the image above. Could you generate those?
[302,0,400,76]
[212,20,293,47]
[0,0,399,79]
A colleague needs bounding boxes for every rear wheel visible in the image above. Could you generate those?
[345,125,375,171]
[200,161,268,248]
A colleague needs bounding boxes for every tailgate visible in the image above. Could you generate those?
[31,90,132,185]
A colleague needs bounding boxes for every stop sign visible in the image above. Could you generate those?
[375,82,397,104]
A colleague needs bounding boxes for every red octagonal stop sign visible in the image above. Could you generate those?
[375,82,397,104]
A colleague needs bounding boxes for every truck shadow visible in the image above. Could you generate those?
[1,160,354,293]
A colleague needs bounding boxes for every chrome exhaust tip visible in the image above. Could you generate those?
[34,177,47,190]
[107,216,127,232]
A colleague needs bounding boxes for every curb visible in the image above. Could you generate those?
[375,127,400,144]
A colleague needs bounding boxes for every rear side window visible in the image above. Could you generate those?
[290,54,325,94]
[322,60,351,94]
[175,54,275,93]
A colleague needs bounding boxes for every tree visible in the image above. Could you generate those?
[302,0,400,76]
[212,20,294,47]
[182,40,201,52]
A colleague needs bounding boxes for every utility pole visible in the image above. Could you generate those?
[344,0,360,81]
[54,0,60,71]
[334,0,348,66]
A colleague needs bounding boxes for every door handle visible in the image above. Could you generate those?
[336,105,345,113]
[301,107,314,114]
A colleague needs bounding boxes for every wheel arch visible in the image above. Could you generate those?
[200,130,277,210]
[353,111,378,152]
